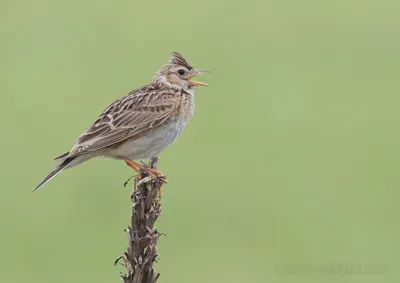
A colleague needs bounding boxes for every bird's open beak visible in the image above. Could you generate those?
[188,70,210,86]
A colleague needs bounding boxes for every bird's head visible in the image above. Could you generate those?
[152,52,209,92]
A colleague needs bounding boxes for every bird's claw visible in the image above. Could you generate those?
[138,165,168,184]
[114,255,125,266]
[123,176,135,187]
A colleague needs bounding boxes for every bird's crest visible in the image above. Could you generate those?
[168,52,193,70]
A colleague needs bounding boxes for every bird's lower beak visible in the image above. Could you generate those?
[189,70,210,86]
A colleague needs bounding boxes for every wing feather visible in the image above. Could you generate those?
[61,86,179,159]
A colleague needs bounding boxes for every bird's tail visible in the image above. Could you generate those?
[33,157,74,192]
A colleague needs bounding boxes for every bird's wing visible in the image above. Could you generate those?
[62,86,179,159]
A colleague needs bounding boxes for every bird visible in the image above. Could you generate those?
[33,51,209,192]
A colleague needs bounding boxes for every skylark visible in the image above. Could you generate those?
[34,52,209,191]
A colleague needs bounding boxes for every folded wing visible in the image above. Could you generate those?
[59,87,178,160]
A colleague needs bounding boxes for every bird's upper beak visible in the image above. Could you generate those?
[188,70,210,86]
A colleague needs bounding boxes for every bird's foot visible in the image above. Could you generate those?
[139,165,168,185]
[119,157,167,184]
[121,158,141,173]
[138,160,166,200]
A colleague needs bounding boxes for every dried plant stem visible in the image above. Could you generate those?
[117,157,164,283]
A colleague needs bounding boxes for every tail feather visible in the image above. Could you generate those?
[53,151,70,160]
[33,158,74,192]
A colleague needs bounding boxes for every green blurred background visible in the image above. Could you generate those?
[1,0,399,282]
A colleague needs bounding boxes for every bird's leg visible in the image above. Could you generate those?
[149,156,164,198]
[124,159,141,173]
[145,167,167,183]
[145,156,165,177]
[140,157,167,200]
[118,157,143,186]
[119,156,167,184]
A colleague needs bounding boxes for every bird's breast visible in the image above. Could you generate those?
[177,92,195,120]
[110,117,189,160]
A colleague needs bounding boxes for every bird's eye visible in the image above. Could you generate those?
[177,69,186,76]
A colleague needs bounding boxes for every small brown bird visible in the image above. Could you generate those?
[34,52,209,191]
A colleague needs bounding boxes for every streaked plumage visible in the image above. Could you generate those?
[34,52,208,191]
